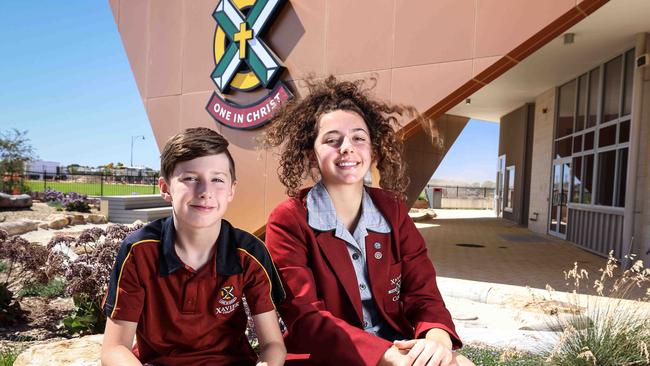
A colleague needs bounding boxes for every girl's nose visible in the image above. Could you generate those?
[340,136,355,154]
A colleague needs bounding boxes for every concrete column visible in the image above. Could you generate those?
[623,33,648,266]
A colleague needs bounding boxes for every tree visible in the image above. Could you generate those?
[0,129,35,194]
[67,164,80,174]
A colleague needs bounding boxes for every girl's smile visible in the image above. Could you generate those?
[313,109,373,187]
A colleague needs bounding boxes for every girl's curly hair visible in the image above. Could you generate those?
[263,75,423,198]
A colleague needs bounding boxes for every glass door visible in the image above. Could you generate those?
[549,159,571,238]
[495,155,506,218]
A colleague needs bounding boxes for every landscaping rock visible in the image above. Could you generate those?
[67,213,86,225]
[46,214,69,230]
[0,218,41,235]
[0,192,33,209]
[86,214,107,224]
[14,334,103,366]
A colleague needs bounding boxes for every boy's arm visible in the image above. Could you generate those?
[101,317,141,366]
[252,310,286,366]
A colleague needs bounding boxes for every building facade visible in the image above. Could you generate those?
[109,0,650,263]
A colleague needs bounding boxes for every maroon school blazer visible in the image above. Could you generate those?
[266,186,461,366]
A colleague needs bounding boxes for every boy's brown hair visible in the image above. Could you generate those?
[160,127,236,182]
[262,76,427,198]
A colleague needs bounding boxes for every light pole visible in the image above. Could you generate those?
[130,135,145,167]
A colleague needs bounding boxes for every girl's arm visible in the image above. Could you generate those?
[252,310,286,366]
[266,200,393,365]
[101,317,142,366]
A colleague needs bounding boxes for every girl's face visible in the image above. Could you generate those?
[313,109,373,188]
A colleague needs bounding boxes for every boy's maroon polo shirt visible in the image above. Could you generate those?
[103,217,285,366]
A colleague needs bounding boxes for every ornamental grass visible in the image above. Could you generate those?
[543,251,650,366]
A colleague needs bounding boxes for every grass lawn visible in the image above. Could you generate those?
[458,345,546,365]
[25,180,159,196]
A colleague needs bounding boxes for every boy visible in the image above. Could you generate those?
[101,127,286,366]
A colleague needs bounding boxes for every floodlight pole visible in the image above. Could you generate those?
[131,135,145,167]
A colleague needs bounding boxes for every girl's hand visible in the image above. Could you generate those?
[393,338,454,366]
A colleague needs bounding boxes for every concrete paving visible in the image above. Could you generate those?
[419,213,607,294]
[416,211,618,352]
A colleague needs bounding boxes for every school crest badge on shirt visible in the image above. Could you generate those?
[215,284,240,315]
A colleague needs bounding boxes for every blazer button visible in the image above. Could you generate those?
[373,242,382,249]
[374,252,383,260]
[352,253,360,260]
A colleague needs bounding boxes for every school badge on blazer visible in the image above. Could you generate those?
[206,0,293,130]
[388,274,401,302]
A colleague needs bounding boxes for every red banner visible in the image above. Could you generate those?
[205,82,293,130]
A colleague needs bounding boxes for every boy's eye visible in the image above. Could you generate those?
[182,176,198,182]
[212,177,225,183]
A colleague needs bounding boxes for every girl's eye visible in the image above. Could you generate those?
[325,138,338,145]
[353,136,366,142]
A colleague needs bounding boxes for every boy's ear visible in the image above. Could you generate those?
[228,180,237,203]
[159,176,172,202]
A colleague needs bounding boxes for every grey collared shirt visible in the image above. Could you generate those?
[306,182,397,338]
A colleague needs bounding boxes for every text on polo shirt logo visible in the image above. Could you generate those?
[216,285,240,315]
[388,274,401,302]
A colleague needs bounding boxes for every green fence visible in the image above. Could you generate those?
[18,171,160,196]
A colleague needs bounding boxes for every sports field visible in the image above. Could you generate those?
[25,180,159,196]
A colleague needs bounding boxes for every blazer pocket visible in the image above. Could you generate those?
[384,262,402,314]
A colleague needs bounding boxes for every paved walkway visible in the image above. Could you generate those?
[419,213,607,294]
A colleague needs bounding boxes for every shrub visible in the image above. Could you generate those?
[42,188,97,213]
[57,223,143,335]
[544,251,650,365]
[17,277,66,298]
[0,230,61,325]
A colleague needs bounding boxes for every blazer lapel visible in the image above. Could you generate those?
[316,232,363,322]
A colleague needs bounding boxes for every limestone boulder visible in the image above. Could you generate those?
[46,214,69,230]
[14,334,103,366]
[0,192,32,209]
[0,218,41,235]
[86,214,107,224]
[67,213,86,225]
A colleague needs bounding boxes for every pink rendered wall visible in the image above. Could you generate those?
[108,0,600,232]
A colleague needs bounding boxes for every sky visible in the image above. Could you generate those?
[0,1,499,181]
[0,1,159,169]
[432,119,499,184]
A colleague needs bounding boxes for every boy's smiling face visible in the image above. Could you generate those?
[159,153,236,230]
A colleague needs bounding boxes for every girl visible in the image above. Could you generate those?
[263,77,474,366]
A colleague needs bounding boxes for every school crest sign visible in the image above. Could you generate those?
[206,0,292,129]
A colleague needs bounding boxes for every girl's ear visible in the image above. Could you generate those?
[307,150,318,168]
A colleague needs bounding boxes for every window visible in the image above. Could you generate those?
[505,166,515,212]
[554,49,633,208]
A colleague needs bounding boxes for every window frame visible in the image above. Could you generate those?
[554,49,634,209]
